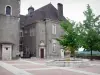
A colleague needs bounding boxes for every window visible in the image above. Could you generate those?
[20,30,23,37]
[6,47,8,50]
[24,30,27,34]
[52,39,56,52]
[6,5,12,15]
[17,0,21,5]
[20,40,23,45]
[53,43,56,52]
[52,24,56,34]
[30,28,35,36]
[19,39,23,51]
[19,45,23,51]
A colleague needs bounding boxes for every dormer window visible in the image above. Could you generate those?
[6,5,12,15]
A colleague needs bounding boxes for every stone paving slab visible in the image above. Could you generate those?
[1,58,100,75]
[4,61,30,64]
[20,59,100,75]
[25,58,48,64]
[90,60,100,64]
[0,61,33,75]
[27,69,87,75]
[0,66,14,75]
[21,59,100,74]
[72,65,100,74]
[14,64,50,69]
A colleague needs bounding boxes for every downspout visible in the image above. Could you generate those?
[44,19,47,58]
[42,10,47,58]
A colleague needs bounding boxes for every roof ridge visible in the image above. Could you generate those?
[34,3,55,12]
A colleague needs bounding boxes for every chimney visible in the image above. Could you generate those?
[58,3,63,21]
[28,6,34,16]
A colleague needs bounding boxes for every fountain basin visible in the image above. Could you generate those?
[46,59,90,67]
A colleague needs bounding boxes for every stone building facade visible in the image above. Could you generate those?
[20,3,66,58]
[0,0,20,60]
[0,0,65,60]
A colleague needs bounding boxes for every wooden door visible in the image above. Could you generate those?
[40,48,44,58]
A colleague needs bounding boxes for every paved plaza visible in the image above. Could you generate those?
[0,58,100,75]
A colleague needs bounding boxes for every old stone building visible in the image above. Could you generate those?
[20,3,66,58]
[0,0,65,60]
[0,0,20,60]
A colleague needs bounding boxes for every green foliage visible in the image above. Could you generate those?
[56,20,80,56]
[57,4,100,60]
[81,4,100,51]
[79,4,100,60]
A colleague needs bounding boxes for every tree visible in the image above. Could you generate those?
[56,19,80,57]
[81,4,100,60]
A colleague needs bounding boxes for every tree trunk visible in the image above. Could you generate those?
[90,49,93,61]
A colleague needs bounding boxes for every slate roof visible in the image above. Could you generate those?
[20,3,66,26]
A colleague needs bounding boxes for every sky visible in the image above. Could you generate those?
[20,0,100,22]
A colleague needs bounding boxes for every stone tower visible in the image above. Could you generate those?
[0,0,20,60]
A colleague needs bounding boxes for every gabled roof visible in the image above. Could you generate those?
[20,3,66,26]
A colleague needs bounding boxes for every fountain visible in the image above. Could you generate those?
[46,50,90,67]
